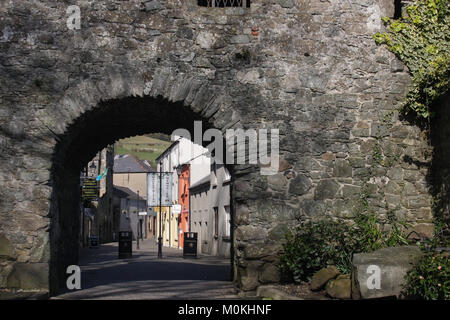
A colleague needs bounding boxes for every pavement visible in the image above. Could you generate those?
[51,239,241,300]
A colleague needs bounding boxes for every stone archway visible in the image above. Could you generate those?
[0,0,436,297]
[48,70,253,294]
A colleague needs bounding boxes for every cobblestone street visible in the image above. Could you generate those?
[52,239,240,300]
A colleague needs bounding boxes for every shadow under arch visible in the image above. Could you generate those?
[49,95,236,295]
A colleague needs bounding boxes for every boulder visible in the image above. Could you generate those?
[352,246,423,299]
[326,274,351,299]
[310,266,340,291]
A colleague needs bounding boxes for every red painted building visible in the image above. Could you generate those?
[178,164,190,249]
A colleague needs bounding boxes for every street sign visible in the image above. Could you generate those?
[138,211,147,216]
[172,204,182,214]
[147,172,173,207]
[82,178,99,201]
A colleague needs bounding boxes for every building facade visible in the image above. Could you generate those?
[113,154,154,239]
[178,164,190,249]
[80,145,115,246]
[154,136,211,249]
[190,163,231,258]
[113,185,148,241]
[113,154,154,201]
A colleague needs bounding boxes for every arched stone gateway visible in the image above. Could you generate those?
[0,1,434,295]
[49,93,239,294]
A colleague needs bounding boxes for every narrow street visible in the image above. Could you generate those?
[52,239,240,300]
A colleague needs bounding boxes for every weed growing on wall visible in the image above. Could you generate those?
[373,0,449,121]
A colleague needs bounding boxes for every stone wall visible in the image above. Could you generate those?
[0,0,434,294]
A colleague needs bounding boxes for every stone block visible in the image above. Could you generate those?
[0,234,15,260]
[236,226,268,241]
[256,285,302,300]
[144,1,161,12]
[314,179,340,200]
[230,35,250,44]
[196,31,216,49]
[239,262,261,291]
[300,199,326,217]
[333,159,352,178]
[352,246,423,299]
[267,173,288,192]
[310,266,340,291]
[259,263,281,284]
[278,159,293,172]
[387,167,403,180]
[288,174,312,195]
[266,221,288,240]
[326,274,351,299]
[7,263,49,290]
[342,184,361,198]
[279,0,295,8]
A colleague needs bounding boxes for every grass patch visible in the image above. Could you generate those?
[114,134,172,167]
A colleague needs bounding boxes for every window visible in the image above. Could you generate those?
[394,0,402,19]
[214,207,219,238]
[224,205,231,237]
[198,0,250,8]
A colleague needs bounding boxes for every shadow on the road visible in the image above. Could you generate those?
[57,280,238,300]
[54,240,235,299]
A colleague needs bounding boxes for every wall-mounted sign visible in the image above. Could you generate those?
[172,204,182,214]
[147,172,173,207]
[82,178,99,201]
[138,211,148,216]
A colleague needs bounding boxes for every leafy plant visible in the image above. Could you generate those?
[279,211,410,283]
[402,251,449,299]
[373,0,450,121]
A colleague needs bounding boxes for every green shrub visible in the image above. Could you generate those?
[279,219,354,282]
[402,252,449,299]
[279,213,410,283]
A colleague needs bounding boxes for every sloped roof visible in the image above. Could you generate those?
[155,140,179,162]
[113,185,146,201]
[113,154,154,173]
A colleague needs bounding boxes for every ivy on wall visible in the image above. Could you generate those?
[373,0,449,121]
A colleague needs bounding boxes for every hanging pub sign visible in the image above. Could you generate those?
[82,177,99,201]
[147,172,173,207]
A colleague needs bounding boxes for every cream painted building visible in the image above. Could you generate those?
[154,136,211,249]
[113,154,154,200]
[113,154,154,239]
